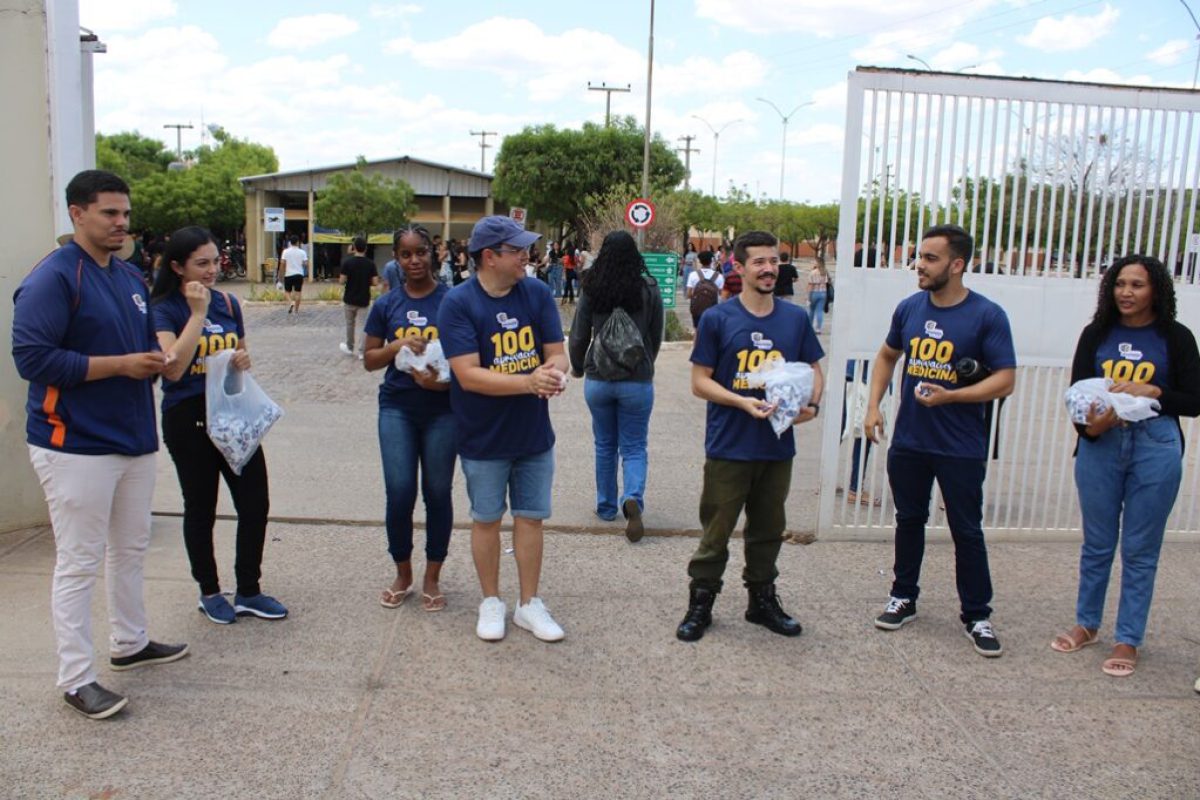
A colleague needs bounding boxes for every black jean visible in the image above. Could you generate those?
[887,448,993,623]
[162,394,270,597]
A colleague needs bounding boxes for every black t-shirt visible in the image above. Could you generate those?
[340,255,377,307]
[774,262,798,296]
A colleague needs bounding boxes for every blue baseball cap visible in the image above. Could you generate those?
[468,215,541,252]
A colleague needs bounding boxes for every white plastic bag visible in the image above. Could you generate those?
[744,359,815,437]
[1063,377,1159,425]
[394,339,450,382]
[205,350,284,475]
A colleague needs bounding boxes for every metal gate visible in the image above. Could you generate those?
[818,68,1200,540]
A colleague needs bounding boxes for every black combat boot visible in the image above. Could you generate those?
[745,584,802,637]
[676,586,717,641]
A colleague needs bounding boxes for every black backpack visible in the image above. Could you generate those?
[690,270,719,319]
[590,307,646,380]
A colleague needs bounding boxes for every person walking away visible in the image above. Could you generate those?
[774,250,798,301]
[1050,254,1199,678]
[12,169,188,720]
[363,224,457,613]
[280,236,308,314]
[687,250,724,329]
[568,230,664,541]
[339,236,378,358]
[151,225,287,626]
[806,262,829,334]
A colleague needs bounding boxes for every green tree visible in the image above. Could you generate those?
[492,117,686,231]
[95,132,173,181]
[313,156,417,237]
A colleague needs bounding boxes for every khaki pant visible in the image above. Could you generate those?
[344,303,365,352]
[687,458,792,592]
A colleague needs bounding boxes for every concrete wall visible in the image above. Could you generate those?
[0,0,78,531]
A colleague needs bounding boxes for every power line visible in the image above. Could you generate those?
[676,134,700,192]
[469,130,498,173]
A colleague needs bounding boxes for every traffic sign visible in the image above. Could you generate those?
[625,198,655,229]
[264,207,285,232]
[641,251,678,310]
[509,207,527,227]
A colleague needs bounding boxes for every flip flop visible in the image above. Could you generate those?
[380,587,413,609]
[1050,627,1099,653]
[1101,656,1137,677]
[421,593,446,613]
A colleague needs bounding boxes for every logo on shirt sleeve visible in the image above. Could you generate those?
[132,294,147,315]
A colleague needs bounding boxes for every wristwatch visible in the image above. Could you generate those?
[808,402,820,416]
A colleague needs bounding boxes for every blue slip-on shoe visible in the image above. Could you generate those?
[234,593,288,620]
[198,593,236,625]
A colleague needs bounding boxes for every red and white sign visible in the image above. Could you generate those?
[625,198,655,229]
[509,207,527,227]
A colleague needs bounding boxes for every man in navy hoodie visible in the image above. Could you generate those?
[12,170,189,720]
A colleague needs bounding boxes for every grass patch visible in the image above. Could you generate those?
[247,285,287,302]
[664,311,691,342]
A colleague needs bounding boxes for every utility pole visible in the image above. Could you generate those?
[469,130,498,173]
[163,122,193,159]
[587,81,632,127]
[676,135,699,192]
[638,0,655,250]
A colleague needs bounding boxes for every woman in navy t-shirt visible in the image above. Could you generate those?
[363,225,455,612]
[1053,255,1200,678]
[151,226,287,625]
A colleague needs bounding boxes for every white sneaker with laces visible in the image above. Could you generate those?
[476,597,507,641]
[339,342,353,356]
[513,597,565,642]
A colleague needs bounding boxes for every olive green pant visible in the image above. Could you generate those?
[687,458,792,592]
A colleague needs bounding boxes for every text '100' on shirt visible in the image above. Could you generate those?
[153,291,244,412]
[690,298,825,461]
[363,283,451,412]
[885,290,1016,460]
[437,277,564,460]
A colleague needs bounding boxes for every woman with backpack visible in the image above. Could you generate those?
[568,231,664,541]
[151,226,287,625]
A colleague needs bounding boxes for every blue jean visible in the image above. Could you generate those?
[808,290,827,331]
[887,448,993,623]
[548,263,564,297]
[1073,416,1182,646]
[584,378,654,520]
[378,404,457,563]
[460,447,555,522]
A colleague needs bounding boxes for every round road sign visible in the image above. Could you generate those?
[625,198,656,229]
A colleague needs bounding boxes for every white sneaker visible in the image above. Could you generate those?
[339,342,353,356]
[513,597,565,642]
[476,597,507,641]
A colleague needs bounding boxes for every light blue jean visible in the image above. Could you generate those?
[378,405,457,563]
[1074,415,1183,646]
[460,447,555,522]
[584,378,654,520]
[548,263,564,297]
[807,290,827,332]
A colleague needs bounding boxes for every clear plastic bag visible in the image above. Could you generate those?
[394,339,451,382]
[744,360,815,437]
[205,350,284,475]
[1064,377,1159,425]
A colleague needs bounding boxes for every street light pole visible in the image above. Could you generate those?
[692,115,744,196]
[756,98,813,199]
[905,54,933,70]
[1180,1,1200,89]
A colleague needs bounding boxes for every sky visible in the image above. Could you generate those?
[81,0,1200,204]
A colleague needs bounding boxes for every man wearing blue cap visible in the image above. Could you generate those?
[438,215,570,643]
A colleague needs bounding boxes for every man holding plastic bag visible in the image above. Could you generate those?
[863,225,1016,658]
[676,231,825,643]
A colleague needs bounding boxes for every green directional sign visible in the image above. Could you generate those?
[641,251,679,310]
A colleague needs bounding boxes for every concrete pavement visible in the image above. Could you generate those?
[2,289,1198,799]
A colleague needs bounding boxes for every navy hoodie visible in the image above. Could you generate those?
[12,241,159,455]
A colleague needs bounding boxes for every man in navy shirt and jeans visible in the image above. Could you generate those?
[439,216,571,644]
[677,230,825,642]
[863,224,1017,657]
[12,170,189,720]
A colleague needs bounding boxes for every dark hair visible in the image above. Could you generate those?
[922,224,974,266]
[698,250,713,267]
[150,226,219,301]
[779,251,791,263]
[1092,254,1176,331]
[66,170,129,207]
[580,230,648,314]
[288,235,299,245]
[352,235,367,252]
[733,231,778,265]
[392,224,436,272]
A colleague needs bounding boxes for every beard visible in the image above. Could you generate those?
[921,269,949,292]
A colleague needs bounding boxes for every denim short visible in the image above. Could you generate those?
[459,447,554,522]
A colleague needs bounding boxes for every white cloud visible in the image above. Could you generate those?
[1017,4,1119,53]
[697,0,1001,37]
[80,0,176,33]
[1145,40,1192,67]
[266,14,360,49]
[1061,68,1153,86]
[369,3,422,18]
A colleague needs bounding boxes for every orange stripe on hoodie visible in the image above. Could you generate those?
[42,386,66,448]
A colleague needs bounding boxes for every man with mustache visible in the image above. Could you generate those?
[863,224,1016,658]
[12,170,189,719]
[677,230,825,642]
